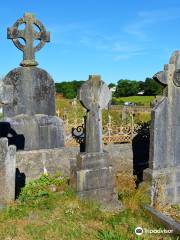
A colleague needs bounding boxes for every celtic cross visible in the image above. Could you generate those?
[7,12,50,67]
[79,75,112,153]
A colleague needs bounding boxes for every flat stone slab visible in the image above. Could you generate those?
[144,205,180,235]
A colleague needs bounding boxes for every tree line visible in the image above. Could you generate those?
[55,78,164,99]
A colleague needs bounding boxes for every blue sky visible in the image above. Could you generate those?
[0,0,180,83]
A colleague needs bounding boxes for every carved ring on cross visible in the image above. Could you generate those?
[7,13,50,67]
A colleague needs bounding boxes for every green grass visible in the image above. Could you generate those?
[0,173,178,240]
[56,96,85,124]
[55,97,152,126]
[112,96,155,106]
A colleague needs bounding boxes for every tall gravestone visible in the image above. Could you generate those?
[144,51,180,205]
[2,13,64,150]
[71,75,121,210]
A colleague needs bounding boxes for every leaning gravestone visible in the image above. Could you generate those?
[144,51,180,205]
[71,75,122,210]
[2,13,64,150]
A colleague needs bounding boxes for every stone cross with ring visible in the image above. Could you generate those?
[7,12,50,67]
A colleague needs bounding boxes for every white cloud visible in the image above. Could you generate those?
[124,7,180,38]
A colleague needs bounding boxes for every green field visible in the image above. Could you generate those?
[0,173,177,240]
[112,96,155,106]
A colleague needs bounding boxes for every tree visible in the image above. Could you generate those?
[108,83,116,88]
[143,78,164,96]
[55,80,85,99]
[114,79,140,97]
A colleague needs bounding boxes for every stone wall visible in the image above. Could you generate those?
[16,144,133,182]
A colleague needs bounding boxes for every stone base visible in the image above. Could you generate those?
[78,187,122,211]
[16,147,73,182]
[4,114,64,150]
[71,151,122,210]
[143,167,180,205]
[15,144,133,183]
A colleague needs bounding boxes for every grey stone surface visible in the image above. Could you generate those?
[2,13,64,150]
[71,152,121,210]
[3,67,55,117]
[105,144,133,173]
[144,205,180,234]
[73,75,121,209]
[0,81,13,105]
[7,12,50,67]
[147,51,180,205]
[144,167,180,205]
[16,144,133,182]
[0,138,16,205]
[4,114,64,150]
[79,75,112,153]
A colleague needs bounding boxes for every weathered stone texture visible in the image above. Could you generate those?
[2,13,64,151]
[0,81,13,105]
[71,151,121,209]
[5,114,64,150]
[146,51,180,205]
[79,75,112,153]
[3,67,55,117]
[0,138,16,205]
[72,75,121,209]
[7,12,50,67]
[16,144,133,182]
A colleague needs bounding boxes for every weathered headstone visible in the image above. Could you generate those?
[2,13,64,150]
[71,75,121,210]
[144,51,180,205]
[0,138,16,205]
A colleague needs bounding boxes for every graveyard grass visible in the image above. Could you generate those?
[0,173,178,240]
[112,96,155,106]
[55,96,151,125]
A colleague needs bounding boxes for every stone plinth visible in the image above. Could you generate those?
[4,114,64,150]
[0,138,16,205]
[71,152,121,210]
[144,167,180,205]
[3,67,55,117]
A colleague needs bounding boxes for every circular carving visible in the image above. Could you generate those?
[7,13,50,66]
[11,16,48,52]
